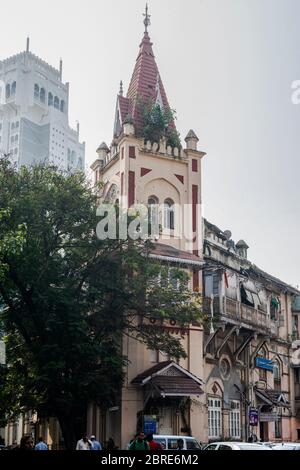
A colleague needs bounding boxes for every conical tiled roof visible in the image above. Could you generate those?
[113,30,176,137]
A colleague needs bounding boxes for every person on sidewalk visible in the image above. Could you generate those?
[90,435,102,450]
[76,434,92,450]
[34,437,48,450]
[129,432,150,451]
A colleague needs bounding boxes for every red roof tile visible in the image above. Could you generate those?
[150,243,202,265]
[124,32,175,135]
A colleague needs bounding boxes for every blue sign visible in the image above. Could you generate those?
[143,416,157,434]
[255,357,273,371]
[249,408,259,426]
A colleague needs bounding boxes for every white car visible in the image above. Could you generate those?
[272,442,300,451]
[152,435,202,450]
[202,441,272,451]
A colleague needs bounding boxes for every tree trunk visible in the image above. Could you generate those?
[56,414,78,450]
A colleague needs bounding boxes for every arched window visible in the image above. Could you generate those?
[60,100,65,113]
[48,92,53,106]
[34,84,39,99]
[54,96,59,109]
[164,198,174,230]
[11,81,16,95]
[6,84,11,99]
[258,347,268,381]
[148,196,159,234]
[77,157,83,170]
[40,88,46,103]
[270,297,280,321]
[273,361,281,391]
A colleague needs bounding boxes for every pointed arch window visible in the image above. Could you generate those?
[148,196,159,234]
[6,84,11,99]
[40,88,46,103]
[54,96,59,109]
[11,81,16,96]
[48,92,53,106]
[164,198,174,230]
[34,84,39,99]
[273,361,281,391]
[60,100,65,113]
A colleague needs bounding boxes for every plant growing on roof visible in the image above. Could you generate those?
[137,97,181,149]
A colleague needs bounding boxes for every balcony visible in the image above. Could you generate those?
[203,296,278,336]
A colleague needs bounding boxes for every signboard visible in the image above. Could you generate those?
[255,357,274,371]
[259,412,280,422]
[249,408,259,426]
[143,415,157,434]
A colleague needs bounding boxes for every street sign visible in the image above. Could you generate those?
[143,415,157,434]
[255,356,274,371]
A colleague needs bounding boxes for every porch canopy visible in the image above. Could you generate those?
[254,388,290,407]
[132,361,204,397]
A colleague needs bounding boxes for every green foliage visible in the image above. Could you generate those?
[137,98,181,149]
[0,157,201,448]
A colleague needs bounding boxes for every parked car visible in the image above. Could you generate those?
[202,441,272,451]
[152,435,202,450]
[272,442,300,451]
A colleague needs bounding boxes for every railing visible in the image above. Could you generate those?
[203,296,278,335]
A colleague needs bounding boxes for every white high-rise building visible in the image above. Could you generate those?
[0,39,85,172]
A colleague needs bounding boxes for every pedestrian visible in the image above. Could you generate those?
[90,435,102,450]
[34,436,48,450]
[76,434,92,450]
[13,434,34,450]
[176,438,184,450]
[129,432,150,451]
[106,437,116,450]
[145,433,162,450]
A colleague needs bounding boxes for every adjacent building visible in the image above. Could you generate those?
[0,38,85,172]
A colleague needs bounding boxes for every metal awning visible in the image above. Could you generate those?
[255,388,290,408]
[132,361,204,398]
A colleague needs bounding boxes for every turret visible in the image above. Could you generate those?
[185,129,199,151]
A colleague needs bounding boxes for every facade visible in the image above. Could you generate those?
[89,14,207,450]
[0,39,85,172]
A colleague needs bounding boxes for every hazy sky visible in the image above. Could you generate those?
[1,0,300,288]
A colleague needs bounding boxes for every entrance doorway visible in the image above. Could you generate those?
[259,422,268,441]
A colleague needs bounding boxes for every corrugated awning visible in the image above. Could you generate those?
[132,361,204,397]
[255,388,290,408]
[150,376,204,397]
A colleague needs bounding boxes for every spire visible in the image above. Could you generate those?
[125,8,173,134]
[119,80,123,96]
[26,37,30,53]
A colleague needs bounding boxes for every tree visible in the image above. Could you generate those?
[0,157,201,449]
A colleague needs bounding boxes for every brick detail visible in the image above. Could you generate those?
[193,271,199,291]
[129,146,136,159]
[175,174,184,184]
[121,172,124,196]
[128,171,135,207]
[141,168,152,177]
[192,184,198,233]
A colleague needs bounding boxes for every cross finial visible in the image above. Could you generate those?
[143,3,151,32]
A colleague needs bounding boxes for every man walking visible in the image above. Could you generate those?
[34,437,48,450]
[90,435,102,450]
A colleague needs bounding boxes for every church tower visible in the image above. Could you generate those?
[90,6,207,448]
